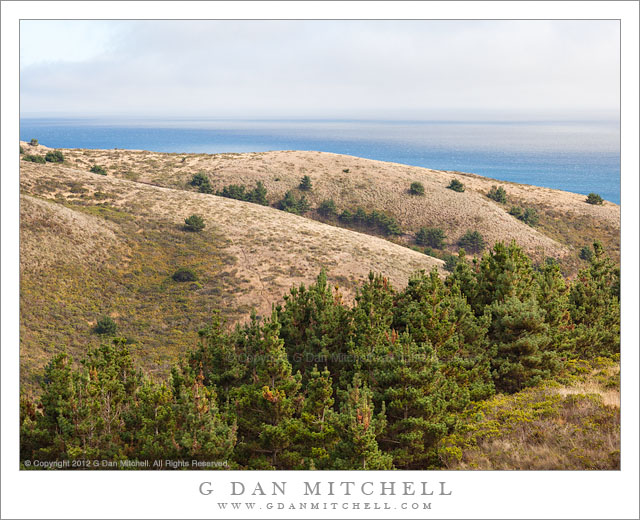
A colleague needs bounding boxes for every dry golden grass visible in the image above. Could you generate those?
[20,195,122,273]
[21,160,443,313]
[32,144,618,269]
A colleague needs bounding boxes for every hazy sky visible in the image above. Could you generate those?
[20,20,620,120]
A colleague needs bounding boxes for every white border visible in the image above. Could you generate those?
[2,2,638,519]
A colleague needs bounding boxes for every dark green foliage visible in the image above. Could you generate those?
[586,193,604,205]
[216,182,268,206]
[409,181,425,196]
[22,242,619,470]
[317,198,337,217]
[447,179,465,192]
[488,296,560,393]
[299,175,313,191]
[172,267,198,282]
[443,254,459,272]
[522,207,539,226]
[20,145,24,154]
[579,245,594,262]
[509,206,523,218]
[184,214,205,232]
[342,168,350,173]
[189,172,213,194]
[29,138,38,146]
[90,165,107,175]
[94,316,117,335]
[45,150,64,163]
[567,242,620,358]
[487,185,507,203]
[278,190,310,215]
[23,154,46,164]
[338,206,402,236]
[508,205,539,226]
[329,374,393,470]
[458,230,485,253]
[416,227,446,248]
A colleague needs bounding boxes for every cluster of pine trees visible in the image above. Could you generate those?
[20,241,619,470]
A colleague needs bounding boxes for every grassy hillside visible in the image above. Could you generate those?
[30,144,620,272]
[20,160,442,389]
[438,357,620,470]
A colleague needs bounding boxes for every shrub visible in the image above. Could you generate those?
[409,181,425,196]
[278,191,310,215]
[342,168,350,173]
[458,230,485,253]
[172,268,198,282]
[447,179,465,192]
[190,172,213,194]
[579,245,594,262]
[318,199,337,217]
[45,150,64,163]
[299,175,313,191]
[216,182,268,205]
[339,208,354,224]
[22,154,46,164]
[29,138,38,146]
[94,316,117,335]
[509,206,523,219]
[90,165,107,175]
[443,254,459,272]
[487,185,507,203]
[522,207,539,226]
[586,193,603,205]
[509,206,538,226]
[416,227,446,249]
[19,146,24,155]
[184,214,205,232]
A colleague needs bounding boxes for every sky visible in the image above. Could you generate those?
[20,20,620,120]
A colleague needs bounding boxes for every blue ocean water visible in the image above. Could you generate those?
[19,118,620,204]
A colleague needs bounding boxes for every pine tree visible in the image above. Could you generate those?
[231,312,303,469]
[567,242,620,358]
[488,296,560,393]
[276,270,351,380]
[329,373,393,470]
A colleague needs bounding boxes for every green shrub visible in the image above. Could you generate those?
[299,175,313,191]
[19,146,24,155]
[443,254,459,271]
[90,165,107,175]
[342,168,350,173]
[458,230,485,253]
[579,245,594,262]
[172,268,198,282]
[184,214,205,232]
[22,154,46,164]
[409,181,425,196]
[45,150,64,163]
[94,316,117,335]
[509,206,523,218]
[586,193,604,205]
[487,185,507,203]
[29,138,38,146]
[509,206,538,226]
[416,227,446,249]
[278,191,310,215]
[447,179,465,192]
[190,172,213,194]
[216,182,268,205]
[522,207,539,226]
[318,199,337,217]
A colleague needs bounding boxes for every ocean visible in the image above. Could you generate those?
[19,118,620,204]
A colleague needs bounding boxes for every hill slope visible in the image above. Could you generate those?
[20,160,442,387]
[35,145,620,271]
